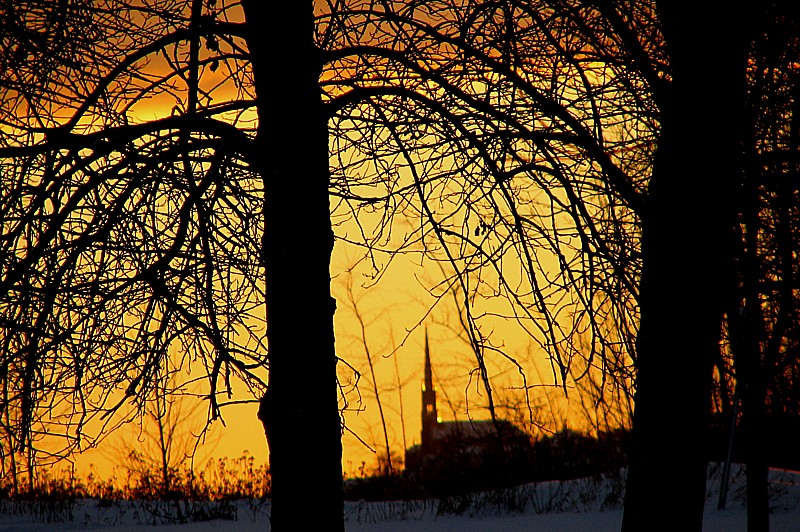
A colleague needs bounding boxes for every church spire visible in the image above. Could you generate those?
[421,328,438,448]
[424,328,433,394]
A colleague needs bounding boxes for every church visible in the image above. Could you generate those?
[404,331,533,487]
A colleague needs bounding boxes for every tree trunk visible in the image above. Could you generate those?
[622,4,747,530]
[732,140,770,532]
[241,3,344,530]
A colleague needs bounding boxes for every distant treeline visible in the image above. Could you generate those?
[346,415,800,503]
[345,428,630,501]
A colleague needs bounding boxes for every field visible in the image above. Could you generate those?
[0,464,798,531]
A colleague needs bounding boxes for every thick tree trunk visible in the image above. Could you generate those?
[742,378,770,532]
[732,160,770,532]
[622,4,747,530]
[241,3,344,530]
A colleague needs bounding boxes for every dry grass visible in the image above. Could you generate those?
[1,451,270,502]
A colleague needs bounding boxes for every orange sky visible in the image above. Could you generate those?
[74,237,565,479]
[7,1,634,482]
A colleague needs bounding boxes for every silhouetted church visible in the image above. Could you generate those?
[404,331,532,484]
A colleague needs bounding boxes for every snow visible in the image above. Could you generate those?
[0,465,798,531]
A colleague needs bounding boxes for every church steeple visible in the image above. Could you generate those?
[421,328,438,448]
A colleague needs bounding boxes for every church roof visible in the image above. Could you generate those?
[430,420,497,442]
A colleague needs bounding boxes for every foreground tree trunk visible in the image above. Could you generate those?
[622,3,747,530]
[241,3,344,530]
[731,143,770,532]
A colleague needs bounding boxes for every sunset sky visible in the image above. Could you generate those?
[1,0,637,483]
[74,235,572,479]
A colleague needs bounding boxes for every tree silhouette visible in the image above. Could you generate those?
[2,3,798,532]
[242,0,345,528]
[318,2,796,529]
[619,3,749,528]
[718,6,800,529]
[0,0,346,527]
[321,0,648,438]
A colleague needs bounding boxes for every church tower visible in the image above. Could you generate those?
[421,329,438,449]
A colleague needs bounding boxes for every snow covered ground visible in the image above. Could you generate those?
[1,465,798,531]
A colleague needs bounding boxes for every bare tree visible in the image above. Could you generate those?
[0,0,266,456]
[317,3,781,530]
[3,4,796,532]
[320,0,652,504]
[321,0,648,440]
[718,7,800,529]
[341,273,394,475]
[0,2,347,529]
[114,369,213,499]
